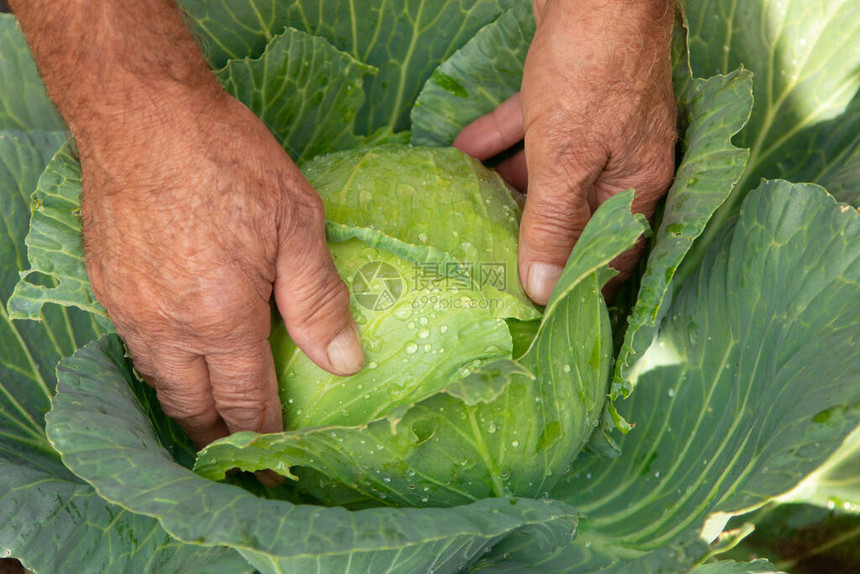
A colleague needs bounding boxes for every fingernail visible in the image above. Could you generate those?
[527,263,563,305]
[326,324,365,375]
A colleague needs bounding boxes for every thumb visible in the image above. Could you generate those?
[273,187,364,376]
[519,133,607,305]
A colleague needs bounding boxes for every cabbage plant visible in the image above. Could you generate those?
[1,1,859,573]
[195,144,633,506]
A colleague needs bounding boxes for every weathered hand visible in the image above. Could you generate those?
[455,0,676,303]
[78,85,363,447]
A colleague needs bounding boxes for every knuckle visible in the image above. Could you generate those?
[281,187,325,235]
[630,148,677,209]
[156,387,219,428]
[164,276,270,345]
[288,275,351,331]
[190,304,269,346]
[214,395,278,433]
[523,195,588,247]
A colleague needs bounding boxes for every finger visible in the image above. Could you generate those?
[495,149,528,192]
[518,134,608,305]
[604,235,648,301]
[592,128,676,282]
[256,470,286,487]
[454,93,524,161]
[140,344,229,448]
[207,337,283,435]
[274,187,364,376]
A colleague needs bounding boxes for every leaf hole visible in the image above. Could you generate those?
[22,271,59,289]
[411,418,437,445]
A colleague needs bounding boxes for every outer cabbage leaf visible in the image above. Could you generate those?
[46,334,578,574]
[181,0,518,134]
[0,130,89,459]
[0,130,248,573]
[612,22,754,395]
[6,141,111,326]
[195,191,646,506]
[779,421,860,512]
[686,0,860,210]
[217,27,376,163]
[477,181,860,572]
[0,14,64,131]
[410,0,533,146]
[304,145,539,320]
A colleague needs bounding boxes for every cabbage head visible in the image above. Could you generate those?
[195,144,638,507]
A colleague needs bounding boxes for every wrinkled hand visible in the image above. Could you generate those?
[78,86,364,447]
[455,0,676,303]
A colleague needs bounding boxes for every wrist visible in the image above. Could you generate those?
[542,0,674,32]
[68,73,223,147]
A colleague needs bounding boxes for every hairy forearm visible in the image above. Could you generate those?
[548,0,674,38]
[567,0,674,20]
[534,0,674,93]
[9,0,218,138]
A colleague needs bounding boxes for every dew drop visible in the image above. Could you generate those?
[511,440,520,448]
[418,329,430,339]
[562,364,571,373]
[487,422,497,434]
[368,362,378,369]
[405,342,418,354]
[440,325,448,334]
[394,306,411,319]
